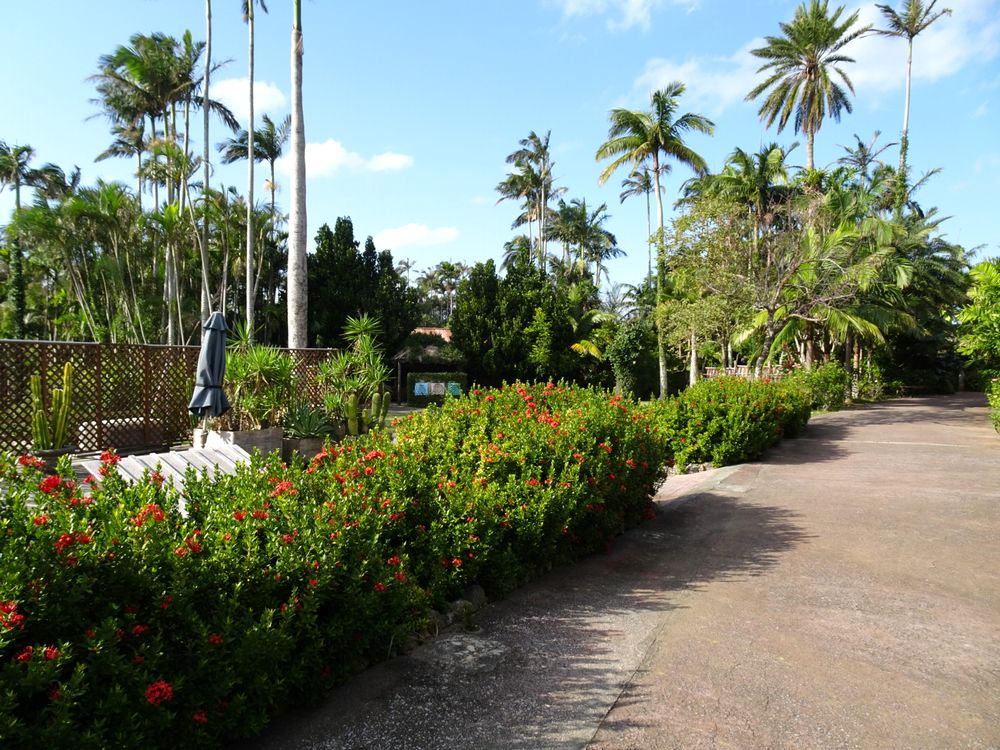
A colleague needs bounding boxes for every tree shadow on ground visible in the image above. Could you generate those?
[243,490,812,750]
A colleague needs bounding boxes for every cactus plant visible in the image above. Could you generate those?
[30,361,74,450]
[345,387,391,436]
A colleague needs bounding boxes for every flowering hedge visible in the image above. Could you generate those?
[0,383,666,748]
[645,376,811,469]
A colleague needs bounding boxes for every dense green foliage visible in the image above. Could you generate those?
[784,361,851,411]
[0,378,808,747]
[307,219,419,354]
[646,376,811,469]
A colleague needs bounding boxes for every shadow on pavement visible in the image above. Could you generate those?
[246,489,813,749]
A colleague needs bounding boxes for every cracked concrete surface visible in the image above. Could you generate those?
[244,394,1000,750]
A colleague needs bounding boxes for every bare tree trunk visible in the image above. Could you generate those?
[200,0,213,323]
[286,0,309,349]
[246,4,257,338]
[688,330,698,385]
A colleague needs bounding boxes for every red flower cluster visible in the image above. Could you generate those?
[0,601,25,632]
[44,645,60,660]
[192,709,208,724]
[208,633,224,646]
[132,504,166,527]
[38,475,62,494]
[98,449,121,476]
[18,454,45,470]
[15,645,33,662]
[145,680,174,706]
[54,532,91,555]
[33,514,50,526]
[270,480,297,498]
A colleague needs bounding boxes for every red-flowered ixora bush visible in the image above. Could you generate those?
[644,376,812,469]
[0,383,668,749]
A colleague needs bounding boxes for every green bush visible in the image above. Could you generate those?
[987,378,1000,432]
[784,362,850,411]
[645,377,811,469]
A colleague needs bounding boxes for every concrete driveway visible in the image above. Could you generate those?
[245,394,1000,750]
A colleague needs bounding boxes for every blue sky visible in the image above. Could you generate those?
[1,0,998,288]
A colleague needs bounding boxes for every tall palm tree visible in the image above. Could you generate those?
[875,0,951,212]
[243,0,269,339]
[619,166,665,280]
[746,0,870,170]
[505,131,561,267]
[596,82,714,396]
[287,0,308,348]
[218,113,290,220]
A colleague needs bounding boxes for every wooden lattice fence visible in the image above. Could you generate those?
[0,341,334,453]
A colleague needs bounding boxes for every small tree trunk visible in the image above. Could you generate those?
[688,331,698,385]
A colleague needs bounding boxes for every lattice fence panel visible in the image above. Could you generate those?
[1,341,335,453]
[288,348,337,407]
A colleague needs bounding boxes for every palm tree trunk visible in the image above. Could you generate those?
[246,4,257,339]
[645,176,652,280]
[806,127,815,172]
[896,38,913,213]
[652,152,670,398]
[287,0,308,349]
[688,331,698,385]
[200,0,213,323]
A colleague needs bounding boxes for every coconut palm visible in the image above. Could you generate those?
[287,0,308,348]
[596,82,714,396]
[746,0,870,170]
[875,0,951,212]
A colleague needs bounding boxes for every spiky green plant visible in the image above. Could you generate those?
[30,361,74,450]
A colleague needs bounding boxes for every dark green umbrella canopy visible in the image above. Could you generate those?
[188,312,231,418]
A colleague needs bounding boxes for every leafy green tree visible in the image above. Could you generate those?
[0,141,63,338]
[307,218,418,356]
[875,0,952,212]
[957,259,1000,368]
[746,0,870,170]
[596,82,714,396]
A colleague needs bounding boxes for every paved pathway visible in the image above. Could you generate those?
[246,394,1000,750]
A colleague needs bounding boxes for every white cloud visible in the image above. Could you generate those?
[632,40,762,114]
[972,101,989,118]
[210,78,287,124]
[368,152,414,171]
[554,0,698,31]
[275,140,414,178]
[373,224,459,250]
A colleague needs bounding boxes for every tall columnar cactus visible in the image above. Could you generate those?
[346,388,391,437]
[30,361,74,450]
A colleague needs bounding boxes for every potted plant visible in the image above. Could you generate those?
[196,344,295,454]
[29,361,77,472]
[281,404,335,461]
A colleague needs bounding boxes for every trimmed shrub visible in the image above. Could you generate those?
[784,361,850,411]
[646,377,811,469]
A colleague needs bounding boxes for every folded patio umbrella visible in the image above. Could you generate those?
[188,312,231,418]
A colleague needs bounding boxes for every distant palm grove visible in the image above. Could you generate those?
[3,0,998,397]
